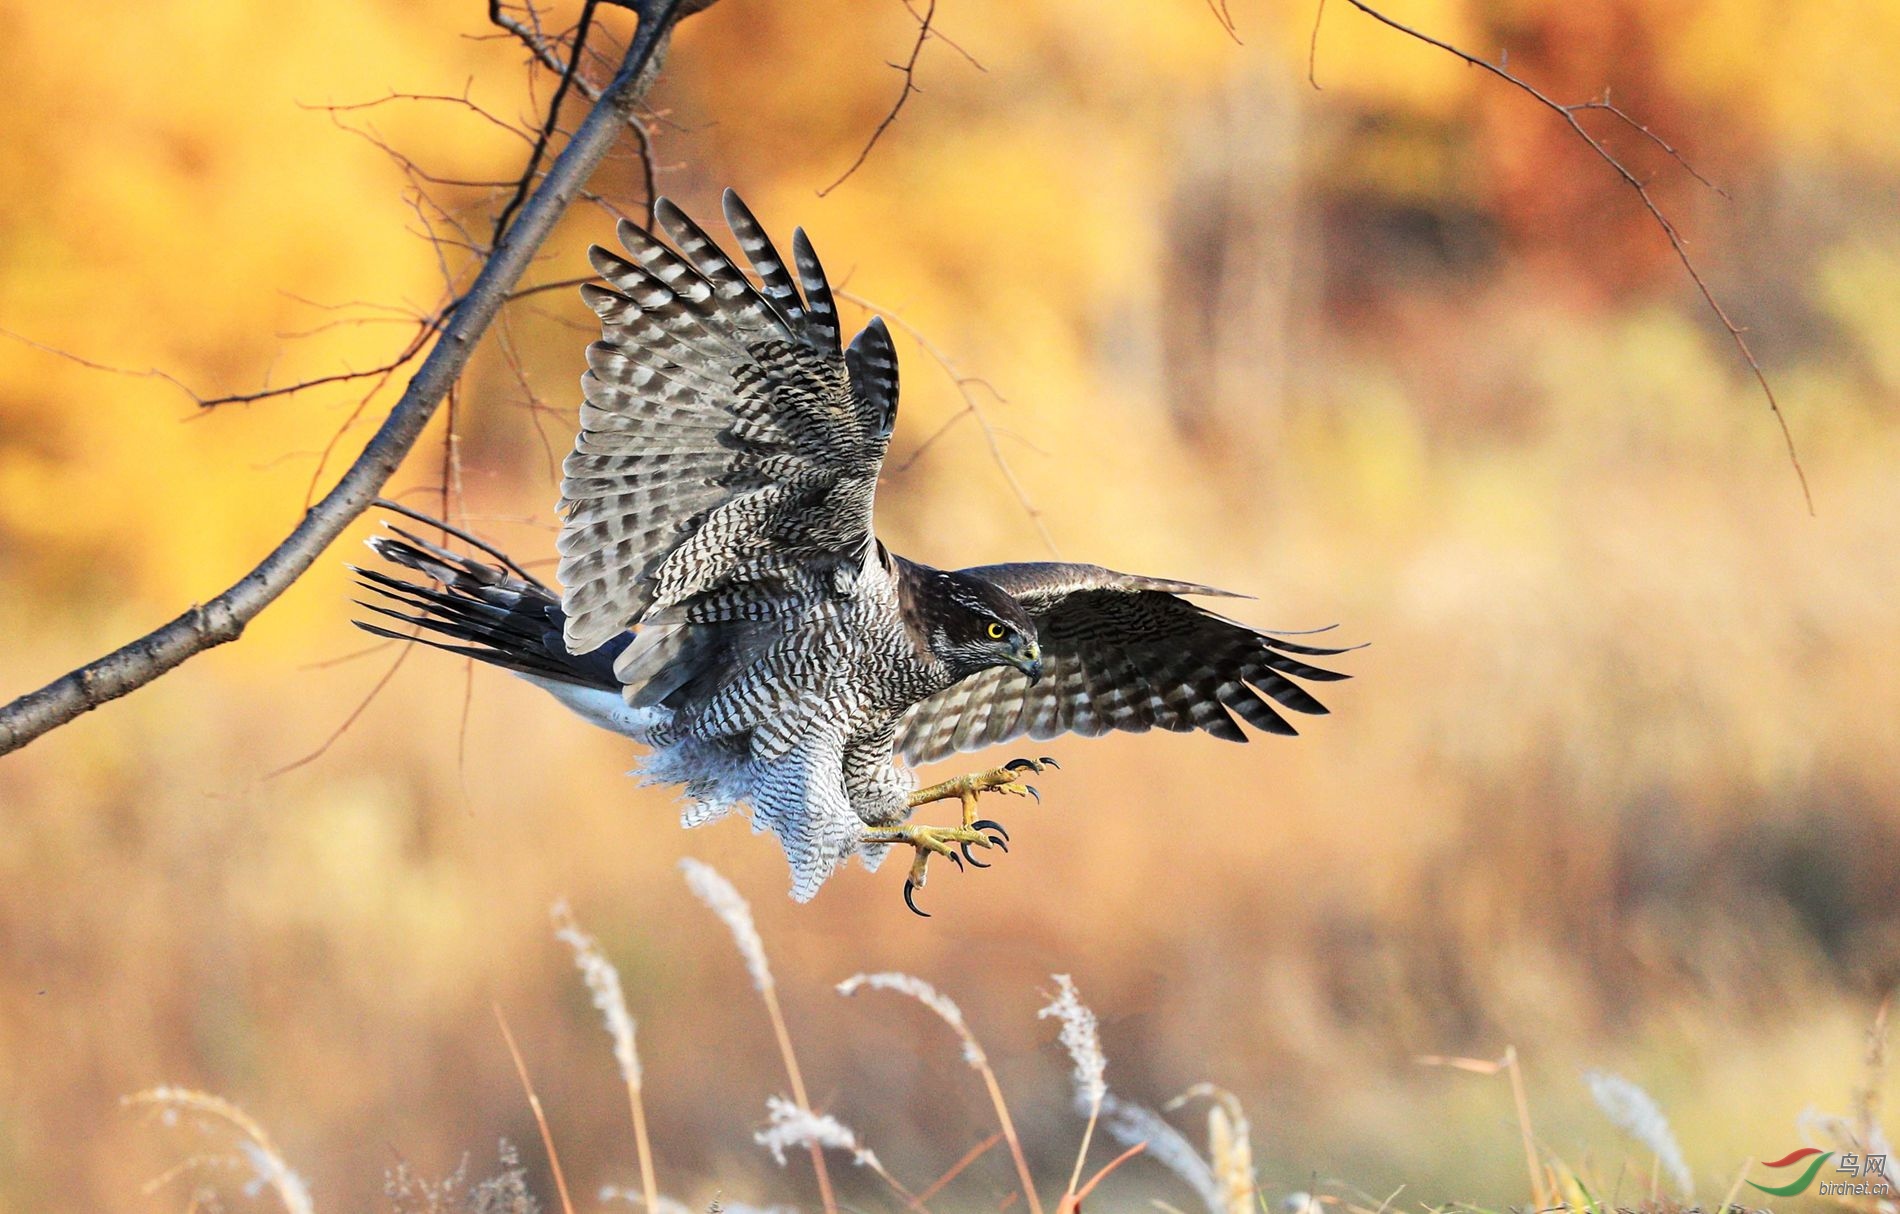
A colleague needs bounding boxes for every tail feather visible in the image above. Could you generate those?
[351,524,626,690]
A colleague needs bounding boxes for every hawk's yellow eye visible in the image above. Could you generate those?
[986,622,1006,640]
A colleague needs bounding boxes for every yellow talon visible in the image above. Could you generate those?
[906,756,1054,823]
[872,758,1056,915]
[861,823,1004,916]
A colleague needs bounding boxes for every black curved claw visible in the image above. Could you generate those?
[1004,757,1041,773]
[1024,784,1041,803]
[947,850,965,873]
[985,834,1009,852]
[959,841,992,869]
[903,879,930,918]
[971,818,1011,842]
[1041,756,1060,769]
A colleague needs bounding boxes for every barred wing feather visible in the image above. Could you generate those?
[896,562,1354,766]
[558,189,900,654]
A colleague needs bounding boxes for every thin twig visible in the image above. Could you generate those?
[818,0,937,197]
[897,0,982,70]
[1307,0,1328,88]
[1336,0,1811,512]
[0,0,700,756]
[836,288,1058,556]
[492,2,663,223]
[1202,0,1242,45]
[0,327,198,398]
[979,1063,1045,1214]
[303,84,537,146]
[492,0,602,246]
[262,645,412,779]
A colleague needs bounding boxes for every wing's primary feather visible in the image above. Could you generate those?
[556,189,898,659]
[897,562,1354,766]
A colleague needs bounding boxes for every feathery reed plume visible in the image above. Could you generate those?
[838,971,982,1064]
[1583,1070,1692,1196]
[838,971,1043,1214]
[755,1095,875,1167]
[552,899,660,1214]
[1166,1084,1256,1214]
[1040,974,1106,1108]
[1039,973,1108,1199]
[678,858,772,992]
[1097,1094,1223,1214]
[598,1184,695,1213]
[679,859,836,1214]
[124,1087,315,1214]
[754,1095,920,1205]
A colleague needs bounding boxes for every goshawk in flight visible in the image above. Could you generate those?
[354,190,1352,913]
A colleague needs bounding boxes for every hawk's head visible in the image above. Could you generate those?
[904,567,1043,684]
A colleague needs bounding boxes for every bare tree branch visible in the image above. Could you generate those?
[0,0,703,757]
[838,288,1060,557]
[817,0,939,198]
[493,0,663,220]
[490,0,603,245]
[1330,0,1813,512]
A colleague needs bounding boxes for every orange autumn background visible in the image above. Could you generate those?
[2,1,1898,1210]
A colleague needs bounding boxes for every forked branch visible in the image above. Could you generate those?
[0,0,703,757]
[1326,0,1812,512]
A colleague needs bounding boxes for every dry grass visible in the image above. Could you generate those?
[128,874,1897,1214]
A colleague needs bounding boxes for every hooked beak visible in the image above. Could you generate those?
[1011,642,1044,685]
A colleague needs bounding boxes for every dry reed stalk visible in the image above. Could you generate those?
[1502,1048,1548,1212]
[911,1132,1003,1209]
[493,1002,578,1214]
[978,1064,1044,1214]
[679,859,837,1214]
[551,901,661,1214]
[1858,995,1891,1163]
[838,972,1045,1214]
[627,1041,661,1211]
[1415,1048,1549,1211]
[1054,1141,1147,1214]
[1718,1157,1754,1214]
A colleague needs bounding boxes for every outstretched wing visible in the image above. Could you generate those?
[558,189,901,654]
[896,562,1355,765]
